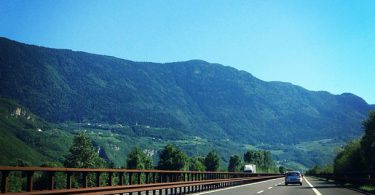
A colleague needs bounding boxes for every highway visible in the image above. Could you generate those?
[193,177,367,195]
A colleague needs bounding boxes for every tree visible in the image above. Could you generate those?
[361,110,375,171]
[157,144,188,170]
[126,147,153,170]
[244,149,276,172]
[244,150,256,164]
[204,151,220,171]
[335,139,366,173]
[189,157,205,171]
[228,155,241,172]
[64,133,104,168]
[262,151,274,169]
[279,166,286,174]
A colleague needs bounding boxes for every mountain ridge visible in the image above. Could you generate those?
[1,36,371,104]
[0,36,373,146]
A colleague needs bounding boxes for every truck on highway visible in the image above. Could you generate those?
[243,164,256,173]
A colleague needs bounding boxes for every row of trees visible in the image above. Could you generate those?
[6,133,280,192]
[63,133,278,173]
[307,110,375,174]
[333,110,375,174]
[63,134,222,171]
[127,144,220,171]
[227,150,277,172]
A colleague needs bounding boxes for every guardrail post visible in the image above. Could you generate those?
[1,171,9,193]
[26,171,34,192]
[152,172,156,183]
[137,172,142,184]
[48,171,55,190]
[129,172,133,185]
[146,172,150,184]
[82,172,88,188]
[108,172,113,186]
[96,172,101,187]
[66,172,72,189]
[119,172,124,185]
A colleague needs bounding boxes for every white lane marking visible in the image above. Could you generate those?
[192,178,282,195]
[304,177,322,195]
[268,187,272,189]
[257,190,264,194]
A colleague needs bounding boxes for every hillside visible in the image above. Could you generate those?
[0,37,374,168]
[0,98,72,165]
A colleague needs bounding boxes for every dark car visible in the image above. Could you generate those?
[285,171,302,186]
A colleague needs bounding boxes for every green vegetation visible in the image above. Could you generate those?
[157,144,188,170]
[204,151,220,171]
[188,157,205,171]
[359,185,375,194]
[279,166,286,173]
[334,110,375,174]
[360,111,375,171]
[126,147,152,170]
[244,150,276,172]
[305,164,333,175]
[64,132,105,168]
[307,110,375,175]
[228,155,242,172]
[334,139,365,173]
[0,98,72,165]
[0,37,374,169]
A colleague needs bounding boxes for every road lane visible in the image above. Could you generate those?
[193,176,368,195]
[305,177,367,195]
[192,177,301,195]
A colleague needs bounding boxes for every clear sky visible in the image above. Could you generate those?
[1,0,374,104]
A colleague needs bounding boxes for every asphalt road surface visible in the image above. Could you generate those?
[192,177,368,195]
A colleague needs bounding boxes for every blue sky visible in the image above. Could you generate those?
[1,0,374,103]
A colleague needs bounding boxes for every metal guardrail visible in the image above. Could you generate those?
[312,173,375,185]
[0,166,283,194]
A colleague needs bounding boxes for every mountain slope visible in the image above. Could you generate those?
[0,37,372,147]
[0,98,73,165]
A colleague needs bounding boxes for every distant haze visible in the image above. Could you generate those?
[1,0,374,103]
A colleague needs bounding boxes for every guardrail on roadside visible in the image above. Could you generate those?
[0,166,283,194]
[311,172,375,185]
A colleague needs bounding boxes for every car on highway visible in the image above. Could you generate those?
[285,171,303,186]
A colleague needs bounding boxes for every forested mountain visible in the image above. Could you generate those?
[1,37,372,143]
[0,37,374,168]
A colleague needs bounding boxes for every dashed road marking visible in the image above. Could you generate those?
[193,178,282,195]
[268,187,272,189]
[257,190,264,194]
[304,177,322,195]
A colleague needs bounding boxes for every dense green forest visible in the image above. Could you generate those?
[307,110,375,175]
[1,37,374,169]
[334,110,375,174]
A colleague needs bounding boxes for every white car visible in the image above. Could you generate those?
[285,171,303,186]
